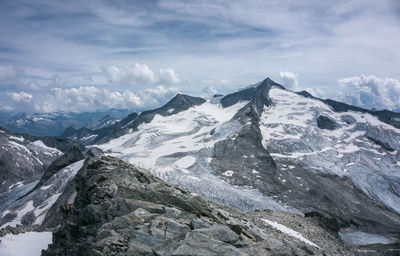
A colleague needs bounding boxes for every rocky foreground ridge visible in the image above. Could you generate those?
[40,154,385,256]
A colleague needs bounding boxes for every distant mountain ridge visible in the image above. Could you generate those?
[0,109,133,136]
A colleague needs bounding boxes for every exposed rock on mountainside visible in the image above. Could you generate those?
[0,127,83,196]
[42,156,360,256]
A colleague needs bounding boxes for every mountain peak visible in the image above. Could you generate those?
[162,93,206,113]
[220,77,283,108]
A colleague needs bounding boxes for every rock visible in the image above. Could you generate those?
[155,231,248,256]
[42,156,362,255]
[317,115,337,130]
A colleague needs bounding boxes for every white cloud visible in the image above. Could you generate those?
[103,63,156,85]
[103,63,181,85]
[3,86,179,113]
[279,71,299,90]
[7,91,32,102]
[338,75,400,111]
[302,87,324,98]
[159,69,181,84]
[202,86,218,97]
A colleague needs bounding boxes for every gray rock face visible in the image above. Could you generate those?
[317,115,337,130]
[42,156,360,256]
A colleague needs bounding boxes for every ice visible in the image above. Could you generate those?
[26,140,62,156]
[0,160,84,227]
[33,192,62,225]
[1,201,34,228]
[174,156,196,169]
[9,136,24,142]
[95,100,297,213]
[97,100,248,171]
[339,231,394,246]
[0,231,52,256]
[261,218,319,248]
[81,134,98,141]
[259,87,400,214]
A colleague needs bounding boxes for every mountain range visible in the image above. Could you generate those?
[0,109,133,137]
[1,77,400,255]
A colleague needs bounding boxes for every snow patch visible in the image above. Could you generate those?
[0,232,52,256]
[222,170,234,177]
[174,156,196,169]
[261,218,319,248]
[26,140,61,155]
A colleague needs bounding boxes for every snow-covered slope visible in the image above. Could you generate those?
[0,128,84,217]
[0,231,52,256]
[96,99,294,212]
[260,88,400,214]
[91,78,400,244]
[0,129,61,195]
[0,160,85,228]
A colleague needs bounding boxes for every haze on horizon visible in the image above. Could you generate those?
[0,0,399,113]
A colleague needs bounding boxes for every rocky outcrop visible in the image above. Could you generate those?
[43,156,360,256]
[317,115,337,130]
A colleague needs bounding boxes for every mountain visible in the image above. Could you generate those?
[0,109,132,136]
[0,127,83,220]
[1,77,400,254]
[61,94,206,145]
[42,155,359,255]
[62,77,400,246]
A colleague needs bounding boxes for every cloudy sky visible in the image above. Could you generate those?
[1,0,400,113]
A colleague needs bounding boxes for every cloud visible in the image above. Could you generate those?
[279,71,299,90]
[337,75,400,112]
[202,86,218,97]
[0,1,399,114]
[103,63,181,85]
[7,91,32,102]
[2,86,179,113]
[159,69,181,84]
[0,66,21,83]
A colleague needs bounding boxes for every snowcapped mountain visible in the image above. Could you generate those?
[0,109,132,136]
[2,77,400,255]
[63,78,400,244]
[0,127,83,223]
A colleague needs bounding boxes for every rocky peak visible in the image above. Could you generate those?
[160,93,206,115]
[221,77,283,108]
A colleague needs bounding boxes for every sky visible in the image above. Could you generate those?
[0,0,400,113]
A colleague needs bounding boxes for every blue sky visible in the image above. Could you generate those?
[0,0,400,113]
